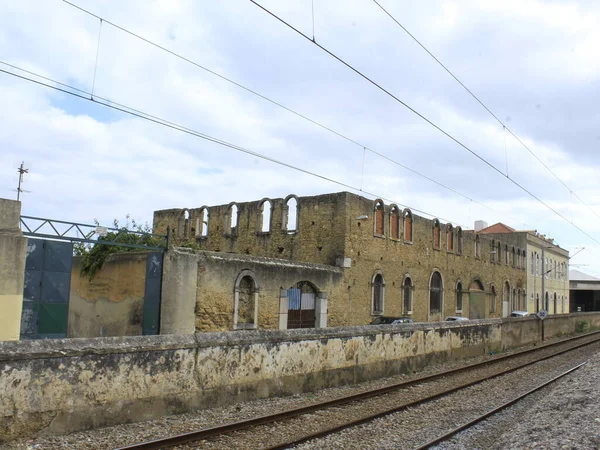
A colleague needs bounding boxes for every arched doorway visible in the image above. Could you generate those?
[468,279,486,319]
[287,281,317,329]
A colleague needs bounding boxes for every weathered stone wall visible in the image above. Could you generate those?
[194,251,343,331]
[153,192,348,266]
[154,192,527,329]
[2,314,597,441]
[68,253,148,338]
[336,195,526,326]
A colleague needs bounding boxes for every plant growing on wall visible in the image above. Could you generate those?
[74,215,162,280]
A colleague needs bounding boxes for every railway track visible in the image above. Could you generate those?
[117,330,600,450]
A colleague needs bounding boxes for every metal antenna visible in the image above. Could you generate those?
[16,161,30,201]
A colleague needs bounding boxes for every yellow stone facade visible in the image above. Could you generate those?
[154,192,527,330]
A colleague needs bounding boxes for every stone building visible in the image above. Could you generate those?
[478,223,569,315]
[153,192,526,331]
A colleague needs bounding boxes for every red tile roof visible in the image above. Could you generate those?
[478,222,515,234]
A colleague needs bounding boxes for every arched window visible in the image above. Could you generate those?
[536,253,540,276]
[432,219,441,250]
[536,293,540,312]
[178,209,190,239]
[531,252,535,275]
[490,285,497,313]
[505,244,509,265]
[475,235,481,259]
[512,288,517,311]
[446,224,454,252]
[545,291,550,311]
[456,227,464,255]
[374,200,385,236]
[195,207,209,238]
[429,271,443,314]
[284,195,299,233]
[258,199,272,233]
[522,290,527,310]
[503,281,511,309]
[372,273,385,314]
[497,242,502,263]
[390,205,400,240]
[491,240,496,263]
[553,292,557,313]
[225,203,238,236]
[403,276,413,314]
[512,247,516,267]
[233,271,259,330]
[403,209,413,243]
[456,281,463,312]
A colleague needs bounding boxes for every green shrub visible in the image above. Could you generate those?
[575,321,588,333]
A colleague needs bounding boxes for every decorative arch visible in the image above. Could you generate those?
[257,198,272,233]
[195,206,209,238]
[456,227,464,255]
[371,271,385,315]
[283,194,299,233]
[432,219,441,250]
[389,204,401,240]
[429,270,443,315]
[403,208,413,243]
[402,274,414,314]
[233,270,259,330]
[475,234,481,259]
[374,199,385,236]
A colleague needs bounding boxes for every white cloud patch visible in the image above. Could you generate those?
[0,0,599,275]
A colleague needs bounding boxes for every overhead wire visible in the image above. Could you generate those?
[59,0,530,227]
[0,62,463,226]
[371,0,600,222]
[248,0,600,245]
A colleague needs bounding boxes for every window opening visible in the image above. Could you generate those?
[374,200,385,236]
[285,196,298,232]
[456,282,463,311]
[390,205,400,240]
[259,199,272,233]
[372,273,384,314]
[403,209,413,242]
[403,277,413,314]
[429,271,443,313]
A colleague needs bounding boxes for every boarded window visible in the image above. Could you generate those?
[372,274,384,313]
[390,206,400,239]
[457,228,463,255]
[490,286,497,313]
[404,210,413,242]
[237,276,256,325]
[433,220,441,249]
[447,226,454,251]
[429,271,442,313]
[456,282,463,311]
[375,201,384,235]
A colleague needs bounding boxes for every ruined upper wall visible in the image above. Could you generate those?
[153,192,350,266]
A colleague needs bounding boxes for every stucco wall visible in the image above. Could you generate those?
[2,313,598,441]
[0,198,26,342]
[68,253,148,338]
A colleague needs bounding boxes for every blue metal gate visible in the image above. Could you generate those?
[21,238,73,339]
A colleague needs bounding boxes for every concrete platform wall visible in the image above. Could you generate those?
[1,313,599,441]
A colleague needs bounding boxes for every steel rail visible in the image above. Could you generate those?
[265,338,599,449]
[116,331,600,450]
[413,360,589,450]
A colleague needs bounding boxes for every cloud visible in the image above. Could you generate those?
[0,0,599,275]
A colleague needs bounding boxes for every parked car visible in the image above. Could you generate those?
[370,316,413,325]
[510,310,530,317]
[444,316,469,322]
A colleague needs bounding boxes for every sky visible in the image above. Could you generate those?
[0,0,599,275]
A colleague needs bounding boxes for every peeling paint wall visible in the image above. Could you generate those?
[68,253,149,338]
[2,314,599,441]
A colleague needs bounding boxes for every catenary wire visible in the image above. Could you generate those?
[248,0,600,246]
[371,0,600,221]
[59,0,528,227]
[0,63,463,226]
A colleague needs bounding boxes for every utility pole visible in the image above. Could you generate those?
[16,161,29,201]
[541,245,545,311]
